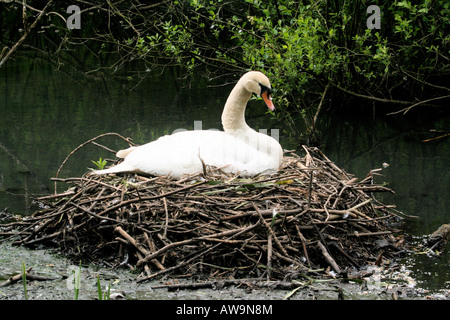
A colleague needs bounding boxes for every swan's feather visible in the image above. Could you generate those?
[93,130,282,178]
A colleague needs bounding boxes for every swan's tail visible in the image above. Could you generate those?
[90,162,135,175]
[116,146,137,159]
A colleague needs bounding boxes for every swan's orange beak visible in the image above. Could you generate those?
[262,91,275,111]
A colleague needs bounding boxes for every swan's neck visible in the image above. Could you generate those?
[221,84,252,132]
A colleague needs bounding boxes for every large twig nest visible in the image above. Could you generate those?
[0,143,409,282]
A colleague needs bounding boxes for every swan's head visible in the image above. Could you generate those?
[242,71,275,111]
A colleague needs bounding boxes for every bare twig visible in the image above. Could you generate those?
[0,1,54,68]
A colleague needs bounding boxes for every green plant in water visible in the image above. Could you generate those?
[271,209,280,228]
[21,262,28,300]
[74,261,81,300]
[97,275,110,300]
[91,157,108,170]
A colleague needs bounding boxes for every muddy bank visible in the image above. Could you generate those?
[0,242,447,300]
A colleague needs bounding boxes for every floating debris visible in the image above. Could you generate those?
[424,224,449,256]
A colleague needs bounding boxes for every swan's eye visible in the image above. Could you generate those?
[259,83,272,96]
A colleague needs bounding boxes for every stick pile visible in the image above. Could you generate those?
[1,144,407,282]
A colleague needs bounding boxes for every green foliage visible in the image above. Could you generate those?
[21,262,28,300]
[117,0,448,143]
[96,275,110,300]
[74,261,81,300]
[2,0,446,143]
[91,158,108,170]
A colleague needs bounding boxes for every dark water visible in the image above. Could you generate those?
[319,110,449,293]
[0,56,448,293]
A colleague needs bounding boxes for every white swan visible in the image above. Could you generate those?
[91,71,283,178]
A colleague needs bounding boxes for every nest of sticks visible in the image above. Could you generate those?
[0,136,408,282]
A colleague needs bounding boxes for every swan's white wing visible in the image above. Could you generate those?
[92,130,281,178]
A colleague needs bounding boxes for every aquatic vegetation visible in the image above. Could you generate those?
[91,158,108,170]
[73,262,81,300]
[21,262,27,300]
[96,275,110,300]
